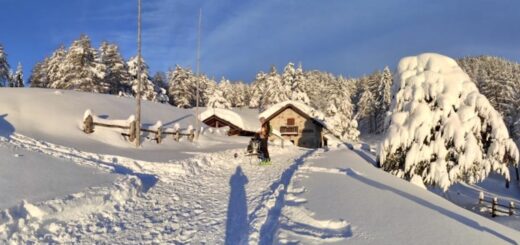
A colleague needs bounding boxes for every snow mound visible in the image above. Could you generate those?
[379,53,519,191]
[11,201,46,221]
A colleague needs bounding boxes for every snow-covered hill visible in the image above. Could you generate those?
[0,88,518,244]
[0,88,247,162]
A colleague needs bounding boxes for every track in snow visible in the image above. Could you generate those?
[0,133,315,244]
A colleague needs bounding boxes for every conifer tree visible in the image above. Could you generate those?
[357,83,377,133]
[12,63,24,87]
[127,55,157,101]
[207,80,232,109]
[168,65,194,108]
[99,42,131,94]
[51,35,105,92]
[0,44,10,87]
[375,66,393,133]
[290,63,310,104]
[379,53,519,191]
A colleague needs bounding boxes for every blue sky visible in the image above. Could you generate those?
[1,0,519,82]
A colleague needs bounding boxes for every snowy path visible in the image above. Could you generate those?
[0,132,318,244]
[275,148,520,244]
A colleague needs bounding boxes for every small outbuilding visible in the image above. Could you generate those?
[199,108,259,136]
[259,101,330,148]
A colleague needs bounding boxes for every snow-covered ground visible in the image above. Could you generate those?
[0,139,117,210]
[0,88,248,162]
[1,88,519,244]
[363,133,520,233]
[276,147,520,244]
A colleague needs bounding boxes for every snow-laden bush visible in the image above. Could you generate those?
[378,53,519,191]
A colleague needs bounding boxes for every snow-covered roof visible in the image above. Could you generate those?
[259,101,327,128]
[199,107,260,132]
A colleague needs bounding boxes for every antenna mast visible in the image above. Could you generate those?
[135,0,142,147]
[195,8,202,139]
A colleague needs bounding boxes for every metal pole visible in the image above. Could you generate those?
[135,0,142,147]
[195,8,202,140]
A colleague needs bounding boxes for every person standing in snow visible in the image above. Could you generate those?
[259,117,271,163]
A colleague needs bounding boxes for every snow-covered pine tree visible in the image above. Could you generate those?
[127,55,157,101]
[264,66,284,107]
[34,46,67,88]
[290,63,310,104]
[152,71,169,104]
[277,62,294,102]
[152,71,168,89]
[303,70,337,111]
[29,59,49,88]
[356,83,377,133]
[50,35,105,92]
[459,56,520,147]
[375,66,392,133]
[207,79,232,109]
[0,44,10,87]
[12,63,24,87]
[324,82,359,141]
[168,65,194,108]
[249,71,267,109]
[218,78,234,105]
[7,70,14,87]
[379,53,519,191]
[200,75,216,107]
[99,42,131,94]
[233,81,250,107]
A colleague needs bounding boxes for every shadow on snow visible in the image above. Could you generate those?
[225,166,249,245]
[338,168,518,245]
[0,114,15,138]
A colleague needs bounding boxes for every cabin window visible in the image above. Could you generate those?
[287,118,295,125]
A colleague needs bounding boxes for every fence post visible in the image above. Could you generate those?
[479,192,484,205]
[510,201,515,216]
[492,197,498,217]
[83,114,94,134]
[156,127,162,144]
[189,129,195,142]
[129,120,136,142]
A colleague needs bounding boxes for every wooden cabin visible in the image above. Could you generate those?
[200,108,258,136]
[260,102,328,148]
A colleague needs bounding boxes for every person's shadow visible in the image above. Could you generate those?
[0,114,15,138]
[225,166,249,245]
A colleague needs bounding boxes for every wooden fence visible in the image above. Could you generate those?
[478,191,518,217]
[83,110,195,143]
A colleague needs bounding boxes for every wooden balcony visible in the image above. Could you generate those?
[280,125,298,135]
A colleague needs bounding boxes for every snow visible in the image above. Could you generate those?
[0,88,247,162]
[276,148,520,244]
[199,107,260,132]
[0,139,117,210]
[1,88,519,243]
